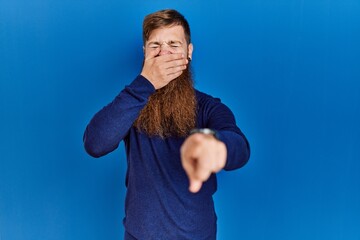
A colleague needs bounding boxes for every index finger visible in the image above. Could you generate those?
[161,53,186,62]
[144,47,161,60]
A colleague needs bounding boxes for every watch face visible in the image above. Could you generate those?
[190,128,217,138]
[201,128,215,135]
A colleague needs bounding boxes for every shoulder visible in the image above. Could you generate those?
[195,89,234,119]
[195,89,233,113]
[195,89,222,107]
[194,89,238,129]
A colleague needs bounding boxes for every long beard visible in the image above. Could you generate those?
[134,67,196,138]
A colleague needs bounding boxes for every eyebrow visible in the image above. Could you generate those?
[168,40,182,44]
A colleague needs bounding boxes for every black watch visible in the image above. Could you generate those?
[190,128,219,139]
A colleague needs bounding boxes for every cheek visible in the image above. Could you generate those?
[180,47,188,54]
[144,49,151,57]
[144,49,158,58]
[170,47,187,55]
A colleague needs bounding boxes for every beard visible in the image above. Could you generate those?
[134,66,196,138]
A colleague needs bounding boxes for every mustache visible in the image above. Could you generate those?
[153,53,192,62]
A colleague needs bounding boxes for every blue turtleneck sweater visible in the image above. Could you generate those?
[83,75,250,240]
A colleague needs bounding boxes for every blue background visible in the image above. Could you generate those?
[1,0,359,239]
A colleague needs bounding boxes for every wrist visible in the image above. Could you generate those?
[190,128,219,140]
[140,72,156,89]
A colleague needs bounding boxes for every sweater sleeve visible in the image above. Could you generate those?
[83,75,155,158]
[203,97,250,171]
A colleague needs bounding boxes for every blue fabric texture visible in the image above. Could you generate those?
[83,75,250,239]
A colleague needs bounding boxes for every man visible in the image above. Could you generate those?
[83,9,250,240]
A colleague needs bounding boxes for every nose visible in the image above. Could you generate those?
[158,42,172,56]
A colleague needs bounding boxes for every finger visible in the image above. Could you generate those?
[164,58,188,70]
[181,136,202,164]
[180,144,198,178]
[144,48,161,60]
[164,65,186,78]
[182,153,211,184]
[193,164,212,182]
[164,71,183,82]
[188,161,212,193]
[153,53,185,65]
[189,179,203,193]
[181,153,196,179]
[161,53,186,62]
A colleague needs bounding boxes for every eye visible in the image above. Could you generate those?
[169,42,182,48]
[148,44,160,49]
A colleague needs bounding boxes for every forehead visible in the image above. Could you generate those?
[147,25,186,42]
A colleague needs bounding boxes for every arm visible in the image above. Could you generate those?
[83,52,188,158]
[83,75,155,158]
[181,97,250,192]
[206,101,250,170]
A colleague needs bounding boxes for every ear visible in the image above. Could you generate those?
[187,43,193,60]
[143,46,145,56]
